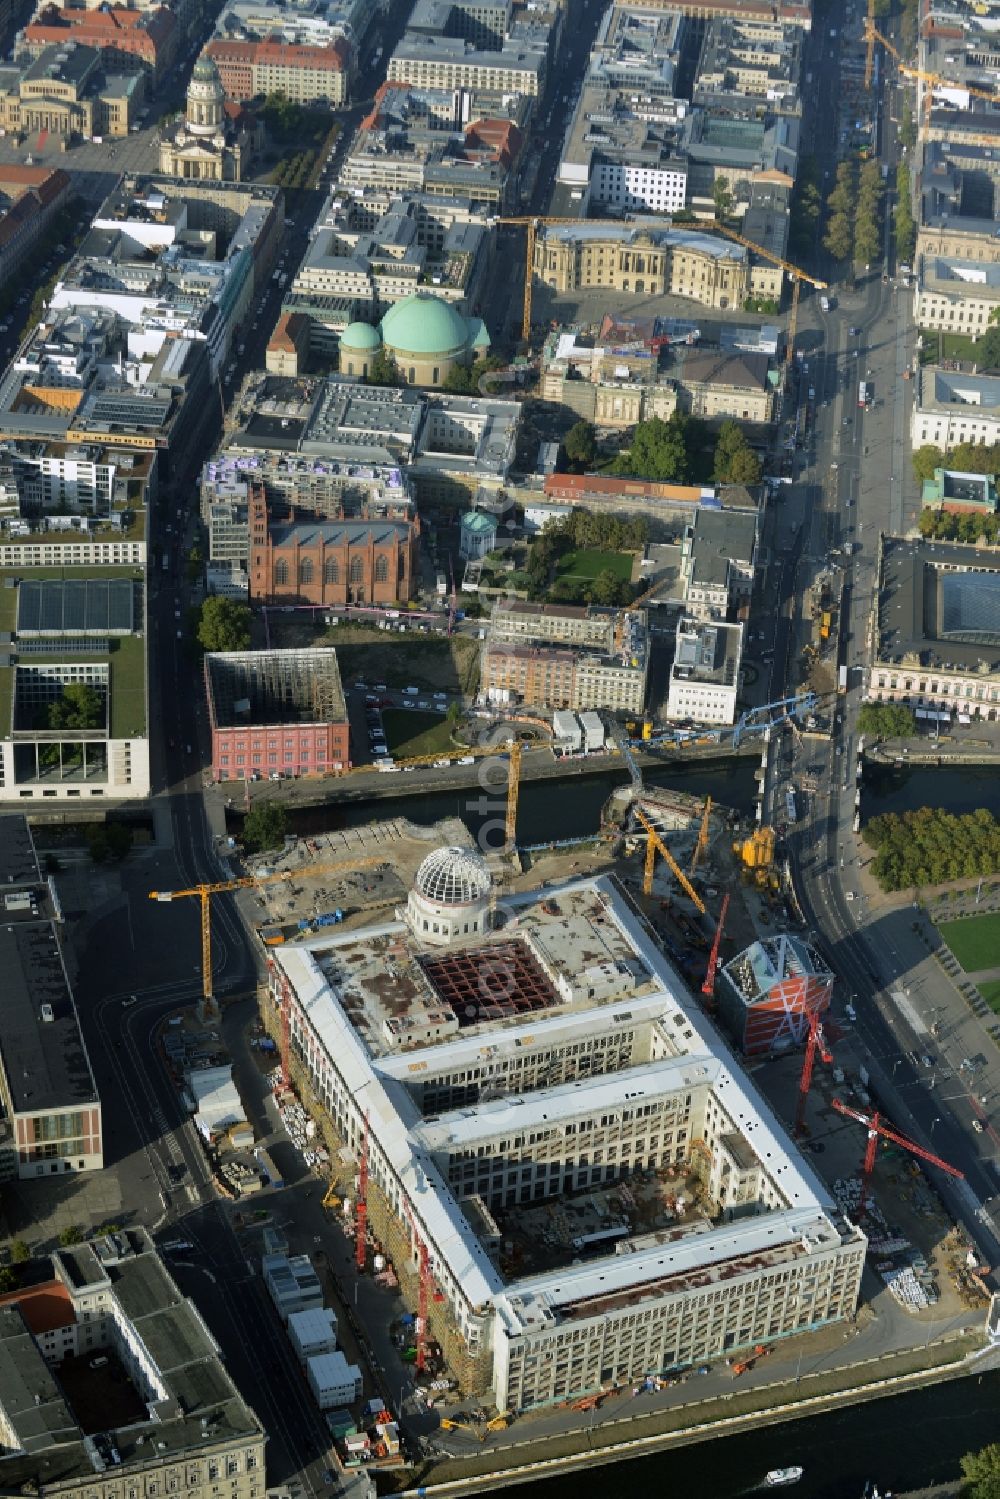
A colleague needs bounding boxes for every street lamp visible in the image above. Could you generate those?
[929,1116,941,1137]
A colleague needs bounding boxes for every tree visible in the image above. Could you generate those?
[58,1226,82,1247]
[197,597,251,653]
[243,802,287,853]
[962,1443,1000,1499]
[712,177,734,223]
[853,215,881,268]
[857,703,916,739]
[45,683,103,733]
[441,363,477,395]
[610,416,690,482]
[912,443,944,481]
[0,1267,16,1293]
[713,420,762,484]
[367,348,401,387]
[563,420,597,470]
[863,807,1000,892]
[823,212,853,261]
[446,700,461,727]
[726,446,764,484]
[977,322,1000,372]
[588,569,631,606]
[186,545,204,585]
[10,1240,29,1264]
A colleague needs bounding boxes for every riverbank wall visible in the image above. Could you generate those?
[389,1333,988,1497]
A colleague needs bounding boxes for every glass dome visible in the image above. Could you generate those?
[414,846,491,907]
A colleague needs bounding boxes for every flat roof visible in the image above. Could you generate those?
[0,920,98,1115]
[0,816,39,888]
[876,536,1000,672]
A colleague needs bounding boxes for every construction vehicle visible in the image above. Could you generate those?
[322,1183,342,1211]
[731,1345,770,1377]
[634,805,706,913]
[439,1420,485,1441]
[794,1012,833,1137]
[865,21,1000,102]
[485,1413,513,1431]
[571,1393,604,1412]
[149,855,383,1017]
[831,1098,963,1214]
[734,825,777,885]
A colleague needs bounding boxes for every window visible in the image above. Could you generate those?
[299,558,313,584]
[274,559,288,585]
[374,555,388,583]
[323,557,338,584]
[349,556,363,584]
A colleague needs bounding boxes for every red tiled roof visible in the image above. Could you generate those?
[543,473,707,501]
[269,311,308,351]
[254,37,348,69]
[0,1282,76,1335]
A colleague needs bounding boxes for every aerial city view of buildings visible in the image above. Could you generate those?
[0,0,1000,1495]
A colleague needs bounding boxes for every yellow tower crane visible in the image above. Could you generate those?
[149,855,383,1016]
[864,0,877,88]
[865,20,1000,102]
[634,806,706,911]
[690,795,712,874]
[505,738,522,853]
[497,214,646,344]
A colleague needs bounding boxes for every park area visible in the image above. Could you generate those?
[381,710,454,760]
[555,549,633,586]
[937,912,1000,974]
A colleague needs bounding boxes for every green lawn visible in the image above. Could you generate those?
[556,549,634,583]
[978,979,1000,1015]
[381,709,454,759]
[938,912,1000,973]
[919,329,984,365]
[109,635,147,740]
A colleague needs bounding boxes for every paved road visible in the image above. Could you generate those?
[760,21,1000,1273]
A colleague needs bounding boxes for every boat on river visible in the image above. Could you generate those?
[764,1469,803,1487]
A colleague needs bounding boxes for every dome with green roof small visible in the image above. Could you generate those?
[340,321,382,352]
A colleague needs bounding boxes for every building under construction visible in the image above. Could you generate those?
[718,933,834,1056]
[267,853,864,1411]
[204,647,350,782]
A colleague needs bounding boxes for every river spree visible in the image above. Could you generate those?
[530,1367,999,1499]
[288,757,762,846]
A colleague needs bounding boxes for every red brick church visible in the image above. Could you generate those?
[248,484,420,607]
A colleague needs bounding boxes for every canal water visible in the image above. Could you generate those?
[286,758,763,847]
[861,761,1000,821]
[531,1368,1000,1499]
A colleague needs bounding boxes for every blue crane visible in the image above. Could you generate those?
[629,691,818,754]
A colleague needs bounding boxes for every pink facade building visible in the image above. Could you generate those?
[204,648,350,782]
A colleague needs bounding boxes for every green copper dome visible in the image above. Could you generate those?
[380,294,471,357]
[192,55,220,83]
[340,321,382,351]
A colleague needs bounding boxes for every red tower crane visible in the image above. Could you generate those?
[416,1238,430,1374]
[355,1112,369,1273]
[701,893,730,1004]
[831,1097,964,1214]
[794,1011,833,1138]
